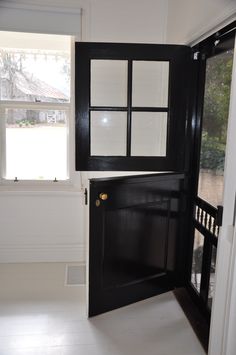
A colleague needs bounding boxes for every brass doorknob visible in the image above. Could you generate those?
[99,192,108,200]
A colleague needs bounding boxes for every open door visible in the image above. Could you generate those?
[187,25,236,348]
[89,173,186,316]
[75,43,192,172]
[75,42,193,317]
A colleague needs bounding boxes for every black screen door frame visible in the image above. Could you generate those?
[186,22,236,322]
[75,42,192,172]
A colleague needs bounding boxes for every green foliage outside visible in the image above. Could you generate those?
[200,50,233,173]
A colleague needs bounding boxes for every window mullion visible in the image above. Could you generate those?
[127,60,133,156]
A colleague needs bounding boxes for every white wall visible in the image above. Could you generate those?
[0,0,168,263]
[0,191,85,262]
[167,0,236,44]
[88,0,167,43]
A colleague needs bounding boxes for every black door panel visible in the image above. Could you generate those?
[89,173,185,316]
[75,42,192,171]
[102,200,170,289]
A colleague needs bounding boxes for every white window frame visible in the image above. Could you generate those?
[0,35,75,189]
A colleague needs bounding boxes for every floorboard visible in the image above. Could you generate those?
[0,263,206,355]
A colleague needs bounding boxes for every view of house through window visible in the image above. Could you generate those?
[0,31,71,181]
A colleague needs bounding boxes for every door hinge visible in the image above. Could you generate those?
[216,205,224,227]
[84,188,88,205]
[232,192,236,227]
[193,51,200,60]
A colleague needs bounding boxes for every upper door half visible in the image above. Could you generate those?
[75,43,192,171]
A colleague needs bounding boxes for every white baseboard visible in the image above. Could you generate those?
[0,243,85,263]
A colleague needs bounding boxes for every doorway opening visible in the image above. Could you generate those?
[187,26,235,336]
[74,21,236,354]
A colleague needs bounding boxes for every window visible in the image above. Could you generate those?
[75,43,190,171]
[90,59,169,157]
[0,31,72,182]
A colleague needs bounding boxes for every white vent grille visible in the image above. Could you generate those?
[65,264,86,286]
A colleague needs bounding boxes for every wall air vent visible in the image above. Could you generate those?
[65,264,86,286]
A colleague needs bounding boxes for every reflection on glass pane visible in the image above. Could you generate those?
[91,111,127,156]
[131,112,167,156]
[132,61,169,107]
[5,108,68,180]
[91,60,128,107]
[0,33,70,102]
[191,230,204,293]
[198,50,234,207]
[208,245,217,309]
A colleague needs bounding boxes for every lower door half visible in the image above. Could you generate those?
[89,173,186,317]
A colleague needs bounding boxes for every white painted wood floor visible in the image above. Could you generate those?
[0,263,205,355]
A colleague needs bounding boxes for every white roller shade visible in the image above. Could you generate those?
[0,1,82,37]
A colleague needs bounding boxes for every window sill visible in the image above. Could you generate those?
[0,179,84,195]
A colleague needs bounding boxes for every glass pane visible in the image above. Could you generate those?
[91,111,127,156]
[0,32,70,102]
[191,230,204,293]
[208,245,217,309]
[4,108,68,180]
[91,60,128,107]
[131,112,167,156]
[132,61,169,107]
[198,49,234,207]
